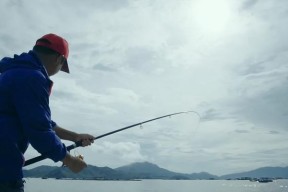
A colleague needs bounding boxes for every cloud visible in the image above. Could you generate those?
[232,83,288,131]
[89,141,148,167]
[241,0,258,10]
[93,64,117,72]
[2,0,288,175]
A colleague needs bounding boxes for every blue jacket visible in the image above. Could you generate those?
[0,51,67,181]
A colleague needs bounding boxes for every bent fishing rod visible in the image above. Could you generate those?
[24,111,200,167]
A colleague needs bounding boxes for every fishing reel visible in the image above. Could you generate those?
[72,150,84,161]
[76,154,84,160]
[61,151,84,167]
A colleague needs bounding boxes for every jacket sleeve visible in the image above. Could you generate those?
[11,71,66,162]
[51,120,57,129]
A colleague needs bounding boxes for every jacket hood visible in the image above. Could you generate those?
[0,51,46,75]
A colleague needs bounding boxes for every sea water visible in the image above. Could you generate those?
[24,178,288,192]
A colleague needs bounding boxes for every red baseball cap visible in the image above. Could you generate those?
[35,33,70,73]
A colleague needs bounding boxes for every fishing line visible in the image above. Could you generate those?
[24,111,200,167]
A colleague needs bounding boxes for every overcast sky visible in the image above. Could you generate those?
[1,0,288,176]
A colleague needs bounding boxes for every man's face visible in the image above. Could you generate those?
[56,55,66,72]
[47,55,65,76]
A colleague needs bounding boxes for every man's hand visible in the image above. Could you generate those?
[62,153,87,173]
[54,126,95,147]
[75,133,95,147]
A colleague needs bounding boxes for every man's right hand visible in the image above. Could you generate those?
[62,153,87,173]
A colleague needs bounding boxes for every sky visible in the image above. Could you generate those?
[1,0,288,176]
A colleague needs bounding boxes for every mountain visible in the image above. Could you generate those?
[23,162,288,180]
[115,162,218,180]
[24,162,217,180]
[220,166,288,179]
[24,165,125,179]
[115,162,177,179]
[23,165,58,177]
[44,165,124,179]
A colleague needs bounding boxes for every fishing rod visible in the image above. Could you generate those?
[24,111,200,167]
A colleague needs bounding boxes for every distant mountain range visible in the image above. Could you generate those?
[23,162,288,180]
[220,166,288,179]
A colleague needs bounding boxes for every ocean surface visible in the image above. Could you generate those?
[24,178,288,192]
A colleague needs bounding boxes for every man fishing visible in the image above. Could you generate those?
[0,33,95,192]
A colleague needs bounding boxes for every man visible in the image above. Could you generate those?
[0,33,95,191]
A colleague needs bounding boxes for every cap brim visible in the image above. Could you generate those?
[61,60,70,73]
